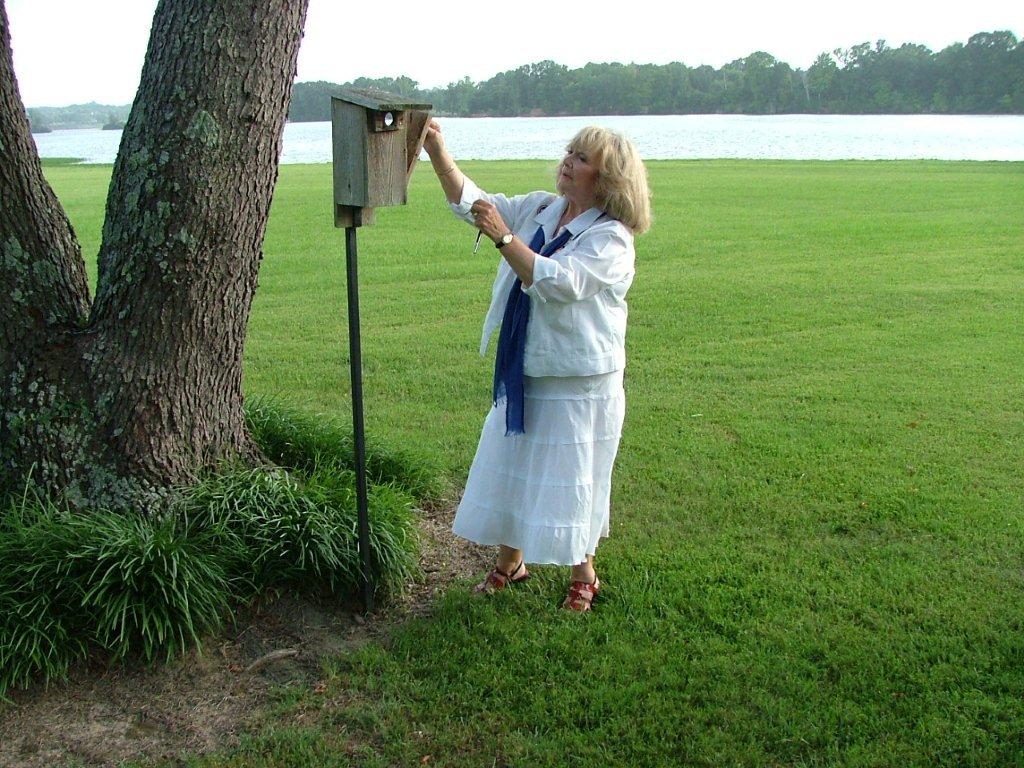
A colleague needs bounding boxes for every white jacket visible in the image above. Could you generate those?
[451,176,635,377]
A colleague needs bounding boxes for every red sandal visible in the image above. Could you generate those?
[562,575,600,612]
[474,559,531,594]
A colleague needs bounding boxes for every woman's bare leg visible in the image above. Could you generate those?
[497,545,524,574]
[571,555,597,584]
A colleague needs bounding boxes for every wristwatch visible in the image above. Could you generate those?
[494,232,514,248]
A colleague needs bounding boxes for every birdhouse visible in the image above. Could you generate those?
[331,88,433,228]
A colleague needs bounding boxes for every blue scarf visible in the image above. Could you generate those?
[492,224,573,435]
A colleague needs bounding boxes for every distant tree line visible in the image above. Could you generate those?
[27,103,130,132]
[26,30,1023,132]
[288,30,1023,120]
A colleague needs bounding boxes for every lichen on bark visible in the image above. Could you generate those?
[185,109,221,147]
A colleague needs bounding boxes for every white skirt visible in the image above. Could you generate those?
[452,369,625,566]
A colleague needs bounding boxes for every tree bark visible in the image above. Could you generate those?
[0,5,90,347]
[0,0,309,506]
[0,1,95,500]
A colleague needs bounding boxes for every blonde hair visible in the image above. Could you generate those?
[562,126,652,235]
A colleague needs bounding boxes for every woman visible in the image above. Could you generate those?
[422,121,651,612]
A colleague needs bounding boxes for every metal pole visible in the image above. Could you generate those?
[345,225,374,613]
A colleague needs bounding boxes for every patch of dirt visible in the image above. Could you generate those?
[0,501,492,768]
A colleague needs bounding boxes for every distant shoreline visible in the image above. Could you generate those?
[35,114,1024,163]
[32,109,1024,134]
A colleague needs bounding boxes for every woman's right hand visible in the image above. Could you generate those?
[423,119,445,158]
[424,119,463,203]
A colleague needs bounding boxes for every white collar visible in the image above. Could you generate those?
[533,196,605,241]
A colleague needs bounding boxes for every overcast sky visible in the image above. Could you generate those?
[6,0,1021,107]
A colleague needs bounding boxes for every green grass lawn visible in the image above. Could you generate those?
[43,158,1024,767]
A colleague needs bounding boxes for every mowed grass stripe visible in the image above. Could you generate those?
[43,158,1024,767]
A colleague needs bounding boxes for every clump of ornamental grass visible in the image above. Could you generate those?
[245,395,448,503]
[0,490,231,698]
[0,491,90,696]
[0,402,432,698]
[179,463,419,600]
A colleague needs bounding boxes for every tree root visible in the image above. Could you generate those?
[243,648,299,674]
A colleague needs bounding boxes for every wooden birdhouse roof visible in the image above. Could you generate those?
[333,87,432,112]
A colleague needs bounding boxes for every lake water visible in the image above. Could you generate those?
[32,114,1024,164]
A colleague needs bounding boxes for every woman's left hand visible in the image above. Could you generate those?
[469,200,510,243]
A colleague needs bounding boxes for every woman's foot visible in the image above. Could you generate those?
[474,559,531,594]
[562,574,600,612]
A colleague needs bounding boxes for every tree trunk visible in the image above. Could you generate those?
[0,0,309,508]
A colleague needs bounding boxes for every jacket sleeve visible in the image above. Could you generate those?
[524,226,635,303]
[449,175,526,229]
